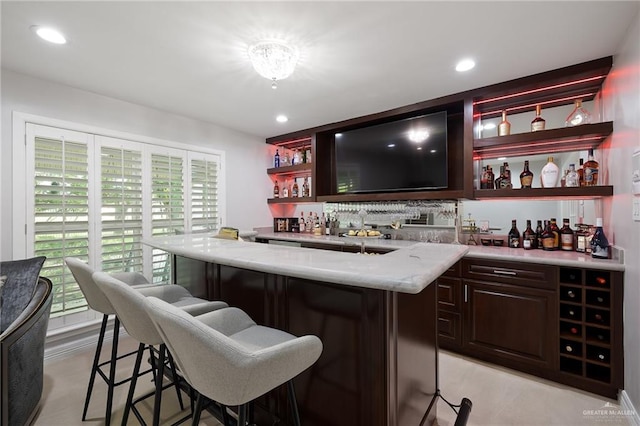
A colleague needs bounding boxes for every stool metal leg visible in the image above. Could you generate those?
[105,317,121,426]
[82,314,108,421]
[191,393,204,426]
[152,344,167,426]
[237,404,247,426]
[166,350,186,410]
[122,343,145,426]
[287,380,301,426]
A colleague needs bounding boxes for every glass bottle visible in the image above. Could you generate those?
[591,218,610,259]
[480,166,488,189]
[302,177,309,197]
[560,170,568,187]
[498,110,511,136]
[494,165,504,189]
[283,151,291,167]
[540,156,560,188]
[523,220,536,250]
[274,149,280,168]
[291,178,299,197]
[560,218,574,251]
[576,224,589,253]
[302,148,308,164]
[293,149,302,165]
[541,220,556,251]
[565,99,591,126]
[503,162,511,182]
[520,160,534,189]
[508,219,521,248]
[282,179,289,198]
[531,104,546,131]
[273,180,280,198]
[535,220,544,250]
[486,165,495,189]
[583,148,599,186]
[578,158,585,186]
[565,164,579,187]
[299,211,306,233]
[550,218,561,250]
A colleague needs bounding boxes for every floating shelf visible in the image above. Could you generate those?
[267,163,312,175]
[473,186,613,199]
[268,196,315,204]
[473,122,613,160]
[316,190,465,203]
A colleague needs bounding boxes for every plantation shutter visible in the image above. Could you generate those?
[30,125,91,316]
[189,155,220,232]
[100,143,143,274]
[151,153,185,283]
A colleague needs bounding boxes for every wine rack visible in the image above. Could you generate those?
[557,267,622,395]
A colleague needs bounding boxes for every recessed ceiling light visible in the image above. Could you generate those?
[335,133,343,138]
[276,115,288,123]
[417,147,423,151]
[455,58,475,72]
[388,144,396,148]
[32,26,67,44]
[430,149,437,154]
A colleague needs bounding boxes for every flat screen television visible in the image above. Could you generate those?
[335,111,448,193]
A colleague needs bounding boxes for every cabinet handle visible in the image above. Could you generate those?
[464,284,468,303]
[493,269,517,276]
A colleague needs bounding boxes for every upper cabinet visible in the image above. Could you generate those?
[266,57,614,203]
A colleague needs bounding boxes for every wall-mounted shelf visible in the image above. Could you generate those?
[473,122,613,160]
[267,163,312,175]
[317,190,464,203]
[473,186,614,199]
[268,196,315,204]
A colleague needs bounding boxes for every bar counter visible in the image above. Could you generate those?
[143,234,468,426]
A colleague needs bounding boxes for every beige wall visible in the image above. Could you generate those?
[602,8,640,409]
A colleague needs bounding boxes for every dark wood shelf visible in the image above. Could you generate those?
[316,189,464,203]
[473,186,613,199]
[268,196,315,204]
[473,122,613,159]
[267,163,312,175]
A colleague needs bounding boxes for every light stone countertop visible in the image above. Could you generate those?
[254,232,625,271]
[143,233,469,294]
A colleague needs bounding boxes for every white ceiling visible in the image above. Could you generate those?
[2,1,638,140]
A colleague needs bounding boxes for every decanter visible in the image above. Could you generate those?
[565,99,591,126]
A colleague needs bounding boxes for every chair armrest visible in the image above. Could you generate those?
[0,278,52,341]
[195,307,256,336]
[136,284,192,302]
[110,271,150,286]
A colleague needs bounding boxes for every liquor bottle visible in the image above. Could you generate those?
[565,99,591,126]
[283,151,291,167]
[560,170,568,187]
[486,165,495,189]
[523,220,536,250]
[540,156,560,188]
[498,110,511,136]
[578,158,585,186]
[282,179,290,198]
[591,218,610,259]
[575,224,589,253]
[535,220,544,250]
[494,165,504,189]
[520,160,534,188]
[302,148,308,164]
[291,178,299,197]
[302,177,310,197]
[565,164,579,187]
[274,149,280,168]
[503,162,511,182]
[306,149,312,164]
[273,180,280,198]
[531,104,546,131]
[292,149,302,165]
[299,211,306,233]
[306,212,314,233]
[541,221,556,251]
[560,218,574,251]
[550,218,561,249]
[583,149,599,186]
[480,166,488,189]
[496,166,512,189]
[508,219,521,248]
[321,213,327,235]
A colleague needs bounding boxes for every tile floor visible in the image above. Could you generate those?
[34,337,632,425]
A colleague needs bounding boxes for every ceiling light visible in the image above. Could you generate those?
[248,40,299,89]
[417,147,423,151]
[276,115,288,123]
[430,149,437,153]
[32,26,67,44]
[455,59,475,72]
[388,144,396,148]
[408,129,430,143]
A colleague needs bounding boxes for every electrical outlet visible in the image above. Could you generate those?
[633,197,640,222]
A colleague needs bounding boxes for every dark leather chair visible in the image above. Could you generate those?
[0,257,53,426]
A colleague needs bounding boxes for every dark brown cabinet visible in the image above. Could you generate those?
[437,258,623,399]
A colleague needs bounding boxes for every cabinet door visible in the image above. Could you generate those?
[463,279,556,370]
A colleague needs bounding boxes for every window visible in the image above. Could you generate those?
[20,120,224,322]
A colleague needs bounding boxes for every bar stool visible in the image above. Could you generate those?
[92,271,227,426]
[143,298,323,426]
[64,257,226,425]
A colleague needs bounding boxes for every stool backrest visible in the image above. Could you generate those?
[64,257,115,315]
[93,272,162,345]
[144,297,323,406]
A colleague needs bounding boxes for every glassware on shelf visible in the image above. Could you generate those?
[519,160,533,188]
[498,110,511,136]
[565,164,579,187]
[565,99,591,126]
[531,104,546,131]
[540,156,560,188]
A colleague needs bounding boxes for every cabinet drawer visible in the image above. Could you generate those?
[438,310,462,348]
[462,258,557,290]
[438,277,461,312]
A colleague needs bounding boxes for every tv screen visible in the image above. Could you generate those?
[335,111,448,193]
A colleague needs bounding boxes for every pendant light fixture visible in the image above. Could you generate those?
[248,40,299,89]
